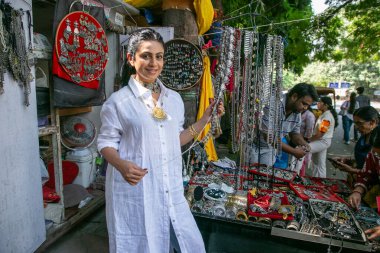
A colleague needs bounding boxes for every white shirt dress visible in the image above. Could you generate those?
[97,78,205,253]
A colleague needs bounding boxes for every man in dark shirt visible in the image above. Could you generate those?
[356,86,371,107]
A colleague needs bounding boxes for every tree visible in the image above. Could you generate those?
[221,0,314,74]
[312,0,380,62]
[293,60,380,89]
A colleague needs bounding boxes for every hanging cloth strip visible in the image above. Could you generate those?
[193,0,214,35]
[196,55,218,161]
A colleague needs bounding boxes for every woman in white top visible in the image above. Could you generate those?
[309,97,338,178]
[97,28,224,253]
[341,92,359,144]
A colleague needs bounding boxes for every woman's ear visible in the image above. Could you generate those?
[126,53,134,67]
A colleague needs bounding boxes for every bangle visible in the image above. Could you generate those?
[352,190,363,196]
[189,124,199,138]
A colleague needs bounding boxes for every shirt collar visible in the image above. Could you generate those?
[128,76,168,99]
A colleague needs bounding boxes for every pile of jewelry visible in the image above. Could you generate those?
[248,166,296,183]
[290,184,345,203]
[308,199,366,242]
[247,188,295,221]
[189,171,235,188]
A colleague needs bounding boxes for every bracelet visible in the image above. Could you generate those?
[236,210,248,221]
[189,124,199,138]
[352,190,363,196]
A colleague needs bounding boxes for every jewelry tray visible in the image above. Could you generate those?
[309,199,367,243]
[297,176,352,194]
[248,166,297,183]
[247,189,294,221]
[289,183,346,203]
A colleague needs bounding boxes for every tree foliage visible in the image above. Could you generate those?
[220,0,380,72]
[221,0,314,74]
[313,0,380,62]
[289,60,380,90]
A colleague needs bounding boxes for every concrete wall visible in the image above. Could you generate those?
[0,0,46,252]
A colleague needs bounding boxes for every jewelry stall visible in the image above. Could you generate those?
[174,26,380,252]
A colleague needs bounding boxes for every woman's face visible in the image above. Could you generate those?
[128,40,164,84]
[317,101,326,111]
[353,115,377,135]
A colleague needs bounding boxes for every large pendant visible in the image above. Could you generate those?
[152,107,167,120]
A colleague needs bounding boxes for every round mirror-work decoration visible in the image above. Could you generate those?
[55,11,109,84]
[159,39,203,91]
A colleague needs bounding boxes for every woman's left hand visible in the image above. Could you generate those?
[202,99,225,121]
[365,226,380,240]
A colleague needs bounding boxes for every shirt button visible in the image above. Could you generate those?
[165,190,168,193]
[172,220,175,223]
[160,125,163,128]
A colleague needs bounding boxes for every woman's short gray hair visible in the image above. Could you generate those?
[127,28,164,58]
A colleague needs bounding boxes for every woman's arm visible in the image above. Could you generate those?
[100,147,148,185]
[179,101,224,146]
[354,153,378,194]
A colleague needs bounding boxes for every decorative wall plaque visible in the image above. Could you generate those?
[55,11,108,87]
[159,39,203,90]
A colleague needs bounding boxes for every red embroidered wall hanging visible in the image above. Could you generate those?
[53,11,108,89]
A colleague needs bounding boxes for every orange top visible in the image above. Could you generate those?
[319,119,331,133]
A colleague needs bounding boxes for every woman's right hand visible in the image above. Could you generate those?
[117,160,148,186]
[334,160,356,173]
[348,191,362,210]
[292,146,307,159]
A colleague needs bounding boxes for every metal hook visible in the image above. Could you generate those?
[69,0,92,14]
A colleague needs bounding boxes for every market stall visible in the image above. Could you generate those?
[184,161,380,252]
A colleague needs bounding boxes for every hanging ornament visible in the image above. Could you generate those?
[55,11,109,88]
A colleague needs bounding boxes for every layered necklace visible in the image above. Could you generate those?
[136,78,167,120]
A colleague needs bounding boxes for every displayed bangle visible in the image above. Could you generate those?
[236,210,248,221]
[352,190,363,196]
[189,124,199,138]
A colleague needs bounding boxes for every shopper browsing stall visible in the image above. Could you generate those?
[348,127,380,239]
[97,28,224,253]
[308,97,338,178]
[332,106,379,175]
[248,83,319,166]
[293,108,316,176]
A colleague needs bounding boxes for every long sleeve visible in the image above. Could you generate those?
[355,152,380,192]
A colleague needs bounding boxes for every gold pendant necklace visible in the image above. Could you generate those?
[152,106,167,120]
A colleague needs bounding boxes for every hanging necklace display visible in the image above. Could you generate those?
[159,39,203,91]
[200,27,236,145]
[5,6,32,106]
[0,8,7,95]
[55,11,108,86]
[230,30,242,154]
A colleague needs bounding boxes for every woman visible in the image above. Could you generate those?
[348,127,380,240]
[332,106,379,175]
[340,92,359,144]
[309,97,338,178]
[97,28,224,253]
